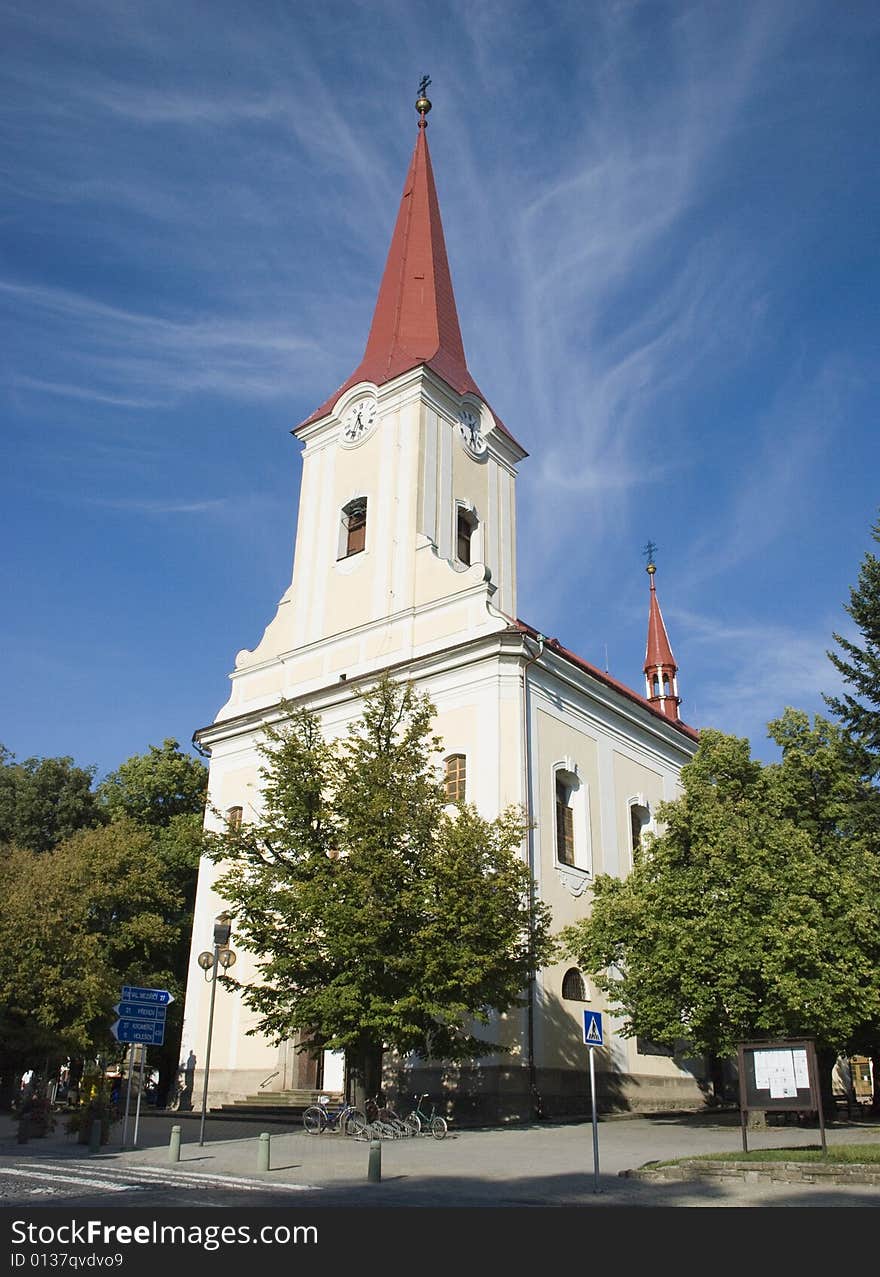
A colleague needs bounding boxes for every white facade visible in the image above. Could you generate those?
[182,118,704,1120]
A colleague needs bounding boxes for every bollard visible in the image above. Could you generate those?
[258,1132,270,1173]
[169,1125,181,1163]
[367,1138,382,1183]
[88,1118,101,1155]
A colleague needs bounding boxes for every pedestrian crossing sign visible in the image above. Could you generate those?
[583,1011,603,1046]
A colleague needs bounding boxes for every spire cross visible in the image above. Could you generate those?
[416,74,432,127]
[643,541,658,574]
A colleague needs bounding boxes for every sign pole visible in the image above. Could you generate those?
[582,1010,603,1195]
[132,1045,146,1146]
[121,1048,134,1148]
[589,1045,600,1193]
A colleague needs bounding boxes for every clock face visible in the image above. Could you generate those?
[457,408,487,456]
[342,397,377,444]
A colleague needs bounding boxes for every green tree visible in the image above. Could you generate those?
[98,739,208,829]
[559,718,880,1098]
[98,740,208,1103]
[826,513,880,766]
[824,510,880,1105]
[209,676,553,1102]
[0,747,102,853]
[0,822,182,1107]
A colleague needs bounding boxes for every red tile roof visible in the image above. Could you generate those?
[513,618,698,743]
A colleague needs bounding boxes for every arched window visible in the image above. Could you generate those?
[226,806,243,831]
[553,762,592,874]
[340,497,367,558]
[444,754,466,803]
[562,968,588,1001]
[456,507,477,566]
[556,777,574,866]
[629,800,651,855]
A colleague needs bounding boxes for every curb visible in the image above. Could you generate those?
[623,1159,880,1187]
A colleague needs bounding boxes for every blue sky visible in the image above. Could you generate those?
[2,0,878,779]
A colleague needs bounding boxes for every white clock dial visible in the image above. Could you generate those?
[457,408,487,456]
[342,398,377,443]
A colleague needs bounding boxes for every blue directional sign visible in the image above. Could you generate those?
[121,985,174,1006]
[115,1002,167,1022]
[111,1018,166,1046]
[583,1011,604,1047]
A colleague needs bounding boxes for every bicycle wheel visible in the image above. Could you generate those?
[303,1106,325,1135]
[430,1115,448,1139]
[403,1114,421,1137]
[344,1109,367,1138]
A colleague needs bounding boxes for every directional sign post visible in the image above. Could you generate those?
[582,1011,604,1194]
[114,987,174,1148]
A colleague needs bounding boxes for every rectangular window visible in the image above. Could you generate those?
[556,779,575,866]
[226,806,243,831]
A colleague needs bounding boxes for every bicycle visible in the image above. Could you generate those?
[302,1095,367,1137]
[406,1093,448,1139]
[364,1095,419,1139]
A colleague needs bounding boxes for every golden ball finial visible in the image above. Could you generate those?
[646,562,656,575]
[416,74,432,122]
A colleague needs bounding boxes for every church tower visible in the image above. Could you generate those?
[217,87,524,726]
[184,90,703,1122]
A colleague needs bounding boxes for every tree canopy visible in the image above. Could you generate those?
[559,713,880,1064]
[0,747,101,853]
[0,822,181,1079]
[826,512,880,766]
[98,738,208,829]
[208,676,553,1096]
[0,738,207,1106]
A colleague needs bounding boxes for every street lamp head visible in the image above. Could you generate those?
[197,950,214,971]
[213,912,233,947]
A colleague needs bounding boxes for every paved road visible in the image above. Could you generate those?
[2,1110,879,1209]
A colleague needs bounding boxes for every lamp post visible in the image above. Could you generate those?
[197,912,236,1147]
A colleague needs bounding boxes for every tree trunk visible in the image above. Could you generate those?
[707,1053,726,1104]
[347,1044,383,1110]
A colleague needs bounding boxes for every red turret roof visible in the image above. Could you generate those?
[298,122,519,445]
[644,571,677,672]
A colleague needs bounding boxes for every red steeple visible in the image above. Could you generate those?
[298,93,516,442]
[643,558,681,722]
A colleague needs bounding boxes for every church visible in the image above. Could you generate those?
[182,89,704,1120]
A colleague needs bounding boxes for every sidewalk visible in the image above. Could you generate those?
[4,1108,880,1206]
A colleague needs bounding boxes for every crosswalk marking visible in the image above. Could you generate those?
[0,1167,134,1192]
[13,1161,316,1195]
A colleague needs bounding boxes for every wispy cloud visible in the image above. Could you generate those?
[86,496,230,516]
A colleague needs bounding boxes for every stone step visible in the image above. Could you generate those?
[219,1090,344,1114]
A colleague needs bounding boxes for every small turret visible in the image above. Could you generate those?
[642,546,681,722]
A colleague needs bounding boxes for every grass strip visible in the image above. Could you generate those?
[653,1144,880,1167]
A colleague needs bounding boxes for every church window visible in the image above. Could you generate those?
[629,800,651,857]
[226,806,243,831]
[555,777,575,866]
[553,763,592,874]
[562,968,588,1001]
[341,498,367,558]
[456,507,477,566]
[444,754,467,803]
